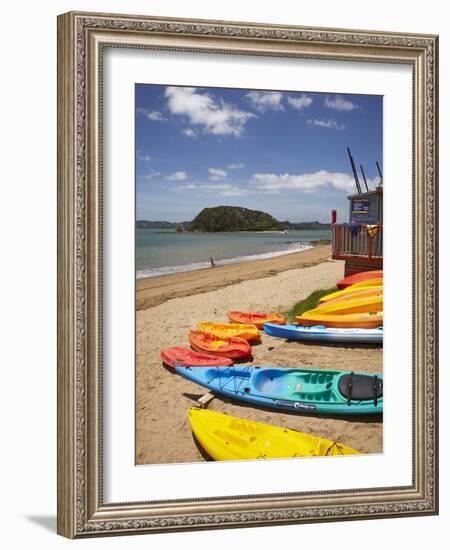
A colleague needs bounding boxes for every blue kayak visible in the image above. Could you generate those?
[264,323,383,344]
[176,365,383,415]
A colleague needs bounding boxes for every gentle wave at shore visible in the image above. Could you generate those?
[136,242,313,279]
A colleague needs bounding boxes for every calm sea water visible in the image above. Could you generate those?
[136,229,331,278]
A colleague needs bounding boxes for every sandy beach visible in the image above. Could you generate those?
[137,242,331,310]
[136,244,383,465]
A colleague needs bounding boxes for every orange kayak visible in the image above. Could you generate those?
[197,322,260,342]
[189,330,252,359]
[337,270,383,289]
[296,311,383,329]
[227,311,286,329]
[160,346,233,369]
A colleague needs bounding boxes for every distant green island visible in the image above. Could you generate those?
[189,206,282,232]
[136,206,331,232]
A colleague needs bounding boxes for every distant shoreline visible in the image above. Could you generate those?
[136,223,332,231]
[136,240,320,280]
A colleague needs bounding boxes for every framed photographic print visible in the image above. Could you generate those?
[57,11,439,538]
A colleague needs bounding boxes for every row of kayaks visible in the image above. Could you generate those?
[164,362,382,460]
[161,349,383,416]
[186,270,383,357]
[336,269,382,289]
[189,320,383,358]
[159,269,383,461]
[296,269,383,329]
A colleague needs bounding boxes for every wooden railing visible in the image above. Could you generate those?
[332,224,382,260]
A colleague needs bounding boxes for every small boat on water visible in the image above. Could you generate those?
[188,408,360,461]
[160,346,233,369]
[227,311,286,329]
[176,365,383,415]
[197,322,260,342]
[189,330,252,360]
[264,323,383,344]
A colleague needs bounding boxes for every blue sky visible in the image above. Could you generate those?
[136,85,382,222]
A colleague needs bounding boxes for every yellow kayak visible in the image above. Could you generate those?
[320,281,383,302]
[197,322,260,342]
[313,294,383,315]
[296,310,383,328]
[318,287,382,305]
[188,408,359,460]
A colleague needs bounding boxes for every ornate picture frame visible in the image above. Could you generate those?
[57,11,438,538]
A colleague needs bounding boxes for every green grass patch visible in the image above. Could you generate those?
[284,287,338,322]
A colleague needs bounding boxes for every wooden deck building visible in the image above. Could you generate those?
[332,186,383,277]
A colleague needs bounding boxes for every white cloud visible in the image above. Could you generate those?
[136,151,153,162]
[208,168,227,180]
[306,119,345,130]
[201,184,233,190]
[166,171,187,181]
[174,182,248,197]
[324,96,359,111]
[147,110,165,121]
[287,94,313,110]
[252,170,357,193]
[220,187,248,197]
[175,183,198,190]
[245,91,284,112]
[144,171,161,180]
[137,108,166,121]
[228,163,245,170]
[182,128,197,138]
[165,87,255,137]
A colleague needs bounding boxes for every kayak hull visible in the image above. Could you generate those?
[264,323,383,344]
[176,366,383,415]
[311,294,383,315]
[337,270,383,289]
[319,287,382,304]
[160,346,234,368]
[296,311,383,328]
[198,322,260,342]
[227,311,286,329]
[188,408,360,460]
[189,331,252,359]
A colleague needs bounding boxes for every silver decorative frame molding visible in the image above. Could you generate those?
[57,11,439,538]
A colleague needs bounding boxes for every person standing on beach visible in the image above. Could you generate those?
[210,256,216,268]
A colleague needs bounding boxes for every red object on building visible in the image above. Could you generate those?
[331,209,337,224]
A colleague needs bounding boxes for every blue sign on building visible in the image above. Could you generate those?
[349,195,380,224]
[352,198,370,215]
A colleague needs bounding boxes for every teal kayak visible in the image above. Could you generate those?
[176,365,383,415]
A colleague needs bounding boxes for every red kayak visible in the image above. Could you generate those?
[189,330,252,360]
[160,346,234,369]
[336,270,383,290]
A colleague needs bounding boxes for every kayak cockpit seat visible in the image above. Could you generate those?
[252,369,285,393]
[338,373,383,404]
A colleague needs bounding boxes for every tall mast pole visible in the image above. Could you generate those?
[347,147,362,194]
